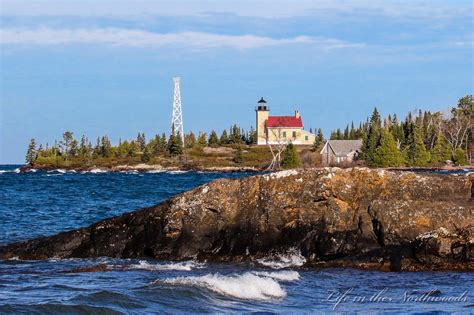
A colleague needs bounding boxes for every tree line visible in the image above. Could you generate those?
[25,124,258,164]
[336,95,472,167]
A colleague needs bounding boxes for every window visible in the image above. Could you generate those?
[292,131,297,138]
[305,136,308,141]
[282,131,287,137]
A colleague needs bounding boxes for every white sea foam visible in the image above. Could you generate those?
[128,260,205,271]
[46,173,63,176]
[256,248,306,269]
[168,170,189,174]
[13,168,21,173]
[161,272,287,300]
[252,270,300,281]
[88,168,108,174]
[146,170,167,174]
[0,170,9,174]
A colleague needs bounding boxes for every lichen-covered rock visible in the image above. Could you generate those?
[1,168,473,271]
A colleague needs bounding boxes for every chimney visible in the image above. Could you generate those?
[295,110,300,118]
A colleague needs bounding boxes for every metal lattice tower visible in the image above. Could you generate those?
[171,77,184,145]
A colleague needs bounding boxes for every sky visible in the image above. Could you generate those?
[0,0,473,164]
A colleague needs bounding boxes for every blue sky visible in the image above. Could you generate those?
[1,0,472,163]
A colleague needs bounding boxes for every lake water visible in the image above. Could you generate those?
[0,165,472,313]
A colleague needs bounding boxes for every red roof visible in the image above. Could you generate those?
[266,116,303,128]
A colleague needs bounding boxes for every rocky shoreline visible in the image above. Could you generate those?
[20,163,260,173]
[1,168,473,272]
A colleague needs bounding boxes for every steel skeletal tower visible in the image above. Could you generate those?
[171,76,184,145]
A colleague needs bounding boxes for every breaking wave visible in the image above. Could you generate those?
[251,270,300,281]
[79,168,108,174]
[127,260,205,271]
[256,248,306,269]
[168,170,189,174]
[160,271,292,300]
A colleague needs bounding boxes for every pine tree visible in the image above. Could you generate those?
[362,108,382,166]
[69,139,78,157]
[197,132,207,146]
[407,125,430,166]
[316,128,324,146]
[232,146,243,164]
[220,130,229,145]
[281,143,301,169]
[26,138,37,164]
[430,133,451,164]
[229,125,242,144]
[373,130,404,167]
[141,146,151,162]
[208,130,219,147]
[248,126,257,145]
[168,129,183,156]
[100,136,112,157]
[184,132,196,148]
[137,133,146,151]
[61,131,74,158]
[454,148,467,165]
[79,135,90,157]
[127,141,138,157]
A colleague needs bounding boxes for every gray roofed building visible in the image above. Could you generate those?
[320,139,363,165]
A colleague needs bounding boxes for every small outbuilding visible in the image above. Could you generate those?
[320,140,363,165]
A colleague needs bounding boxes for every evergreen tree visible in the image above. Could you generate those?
[197,132,207,146]
[430,133,451,164]
[93,137,101,158]
[168,127,183,156]
[454,147,467,165]
[127,141,138,157]
[229,125,242,144]
[248,126,257,145]
[220,130,229,145]
[343,125,349,140]
[232,146,243,164]
[208,130,219,147]
[61,131,74,158]
[141,146,151,162]
[26,138,37,164]
[160,133,167,152]
[373,130,404,167]
[361,107,382,166]
[184,132,196,148]
[100,136,112,157]
[137,133,146,151]
[281,143,301,169]
[69,139,78,157]
[316,128,324,146]
[349,122,355,140]
[79,135,90,157]
[406,125,430,166]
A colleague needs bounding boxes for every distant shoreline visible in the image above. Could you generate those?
[19,163,261,173]
[18,163,473,174]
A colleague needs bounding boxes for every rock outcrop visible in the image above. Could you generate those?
[1,168,473,271]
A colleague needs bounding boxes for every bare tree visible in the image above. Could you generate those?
[439,105,471,160]
[266,129,288,170]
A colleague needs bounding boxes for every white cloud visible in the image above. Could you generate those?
[1,0,471,19]
[0,28,364,50]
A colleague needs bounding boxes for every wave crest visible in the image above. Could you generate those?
[161,272,288,300]
[127,260,205,271]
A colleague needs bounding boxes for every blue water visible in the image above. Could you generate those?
[0,165,472,314]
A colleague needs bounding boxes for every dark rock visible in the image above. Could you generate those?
[1,168,473,271]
